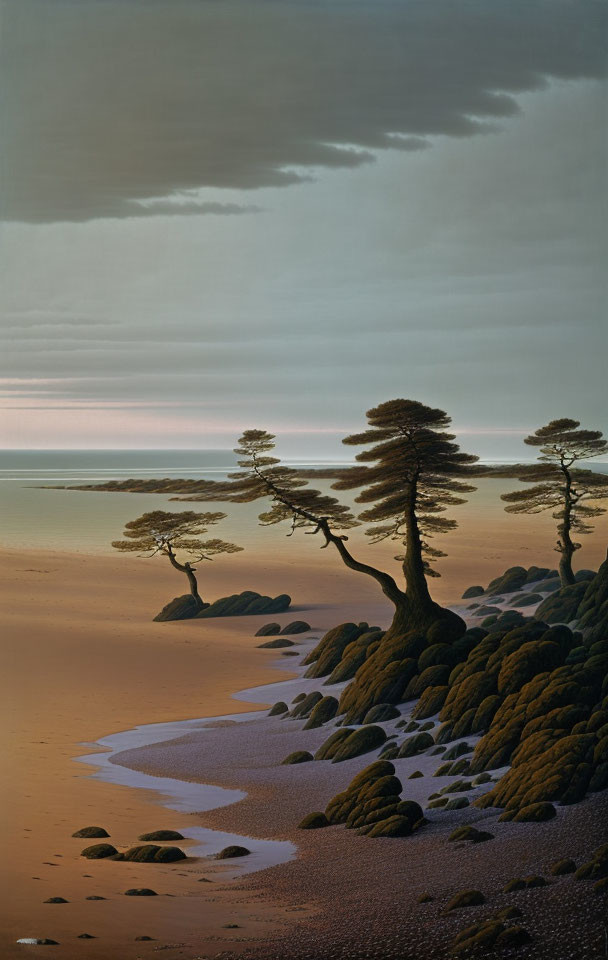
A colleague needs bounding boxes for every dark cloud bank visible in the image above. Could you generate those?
[2,0,606,222]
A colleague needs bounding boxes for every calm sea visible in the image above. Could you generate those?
[1,450,606,556]
[0,450,351,553]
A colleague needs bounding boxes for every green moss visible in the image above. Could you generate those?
[81,844,118,859]
[550,858,576,875]
[72,827,109,839]
[268,701,289,716]
[446,889,486,911]
[281,750,313,765]
[331,725,387,762]
[138,830,184,842]
[216,845,250,859]
[304,696,339,729]
[297,812,329,829]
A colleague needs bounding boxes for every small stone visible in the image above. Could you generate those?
[44,898,68,904]
[124,888,157,896]
[77,934,96,939]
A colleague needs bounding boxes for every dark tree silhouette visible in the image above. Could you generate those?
[223,400,479,639]
[112,510,243,610]
[501,419,608,586]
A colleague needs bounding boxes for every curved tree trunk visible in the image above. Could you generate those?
[558,465,576,586]
[166,550,205,608]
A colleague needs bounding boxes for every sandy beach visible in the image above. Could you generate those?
[1,521,606,959]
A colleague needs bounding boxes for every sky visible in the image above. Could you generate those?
[0,0,606,459]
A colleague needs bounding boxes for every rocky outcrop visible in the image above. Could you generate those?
[321,760,424,838]
[303,623,380,679]
[154,590,291,622]
[154,594,206,622]
[197,591,291,618]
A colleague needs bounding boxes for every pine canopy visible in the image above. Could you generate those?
[112,510,243,560]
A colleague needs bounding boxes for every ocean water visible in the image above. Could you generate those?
[0,450,352,553]
[1,450,606,558]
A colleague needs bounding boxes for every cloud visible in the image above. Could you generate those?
[2,0,605,222]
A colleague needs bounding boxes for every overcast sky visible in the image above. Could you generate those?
[1,0,606,458]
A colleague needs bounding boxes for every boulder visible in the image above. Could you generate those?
[534,582,588,624]
[446,889,486,911]
[512,802,556,822]
[462,586,484,599]
[138,830,184,842]
[486,566,528,595]
[314,728,354,761]
[153,594,205,622]
[268,701,289,716]
[282,621,311,634]
[298,812,329,829]
[81,844,118,859]
[120,844,186,862]
[216,845,250,859]
[397,732,434,758]
[331,725,387,762]
[72,826,109,839]
[362,703,401,724]
[290,691,323,719]
[304,623,376,678]
[304,696,339,729]
[281,751,313,765]
[197,591,291,619]
[255,622,281,636]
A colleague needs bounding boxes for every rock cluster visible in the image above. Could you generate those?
[316,760,425,838]
[154,590,291,622]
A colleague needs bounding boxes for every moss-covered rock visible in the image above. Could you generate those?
[72,826,109,839]
[574,843,608,881]
[535,582,589,624]
[397,731,434,758]
[303,622,375,678]
[255,622,281,636]
[512,801,556,822]
[81,844,118,859]
[449,825,493,844]
[503,876,547,892]
[197,592,291,619]
[289,691,323,719]
[462,585,485,599]
[216,845,250,859]
[412,684,449,720]
[550,858,576,875]
[446,889,486,911]
[268,701,289,716]
[304,696,339,729]
[314,727,355,761]
[283,621,311,634]
[120,845,186,863]
[486,566,528,596]
[362,703,401,724]
[337,621,466,725]
[297,812,329,829]
[257,638,295,649]
[154,594,205,622]
[281,751,313,765]
[331,725,387,762]
[124,888,158,896]
[138,830,184,842]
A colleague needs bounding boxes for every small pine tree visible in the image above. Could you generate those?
[112,510,243,609]
[501,419,608,585]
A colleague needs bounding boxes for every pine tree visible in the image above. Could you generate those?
[224,400,479,639]
[501,419,608,585]
[112,510,242,609]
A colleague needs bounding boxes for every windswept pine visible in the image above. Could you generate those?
[111,510,243,610]
[500,419,608,586]
[221,400,479,640]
